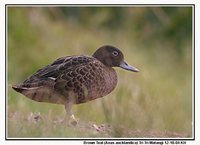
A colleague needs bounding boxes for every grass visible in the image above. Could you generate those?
[7,7,192,138]
[7,111,190,138]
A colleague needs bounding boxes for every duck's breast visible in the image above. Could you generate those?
[79,59,117,103]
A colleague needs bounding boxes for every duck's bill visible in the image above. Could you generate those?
[119,61,139,72]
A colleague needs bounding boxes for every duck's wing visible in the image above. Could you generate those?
[12,55,96,104]
[23,55,93,84]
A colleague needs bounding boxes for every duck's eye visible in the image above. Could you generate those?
[112,51,118,56]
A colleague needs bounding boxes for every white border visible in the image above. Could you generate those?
[1,1,198,145]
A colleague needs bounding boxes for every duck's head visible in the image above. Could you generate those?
[93,45,139,72]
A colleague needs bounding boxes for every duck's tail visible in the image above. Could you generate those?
[12,85,28,93]
[11,84,65,104]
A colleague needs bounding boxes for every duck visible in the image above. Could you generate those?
[12,45,139,125]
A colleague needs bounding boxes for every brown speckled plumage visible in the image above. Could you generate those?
[12,45,139,123]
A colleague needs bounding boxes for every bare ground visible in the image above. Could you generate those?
[7,111,190,138]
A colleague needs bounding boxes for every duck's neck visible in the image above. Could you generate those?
[102,67,118,96]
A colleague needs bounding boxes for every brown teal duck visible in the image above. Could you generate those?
[12,45,139,124]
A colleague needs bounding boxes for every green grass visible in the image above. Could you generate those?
[7,7,192,138]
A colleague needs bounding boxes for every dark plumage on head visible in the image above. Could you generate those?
[93,45,124,67]
[93,45,139,72]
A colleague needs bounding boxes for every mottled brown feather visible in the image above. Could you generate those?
[12,45,139,107]
[13,55,117,104]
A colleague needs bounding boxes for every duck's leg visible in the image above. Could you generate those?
[65,102,78,126]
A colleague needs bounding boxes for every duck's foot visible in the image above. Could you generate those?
[69,114,78,126]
